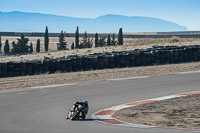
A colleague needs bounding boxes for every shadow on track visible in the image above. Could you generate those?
[71,118,113,122]
[71,118,97,121]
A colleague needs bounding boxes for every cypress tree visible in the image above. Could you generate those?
[107,35,111,46]
[87,37,93,48]
[111,33,117,46]
[36,39,40,53]
[30,42,33,53]
[79,31,93,48]
[98,36,106,47]
[57,30,67,50]
[4,39,10,54]
[118,28,123,45]
[75,26,79,49]
[11,41,16,53]
[44,26,49,52]
[71,42,75,50]
[80,31,88,49]
[95,33,98,47]
[0,36,2,53]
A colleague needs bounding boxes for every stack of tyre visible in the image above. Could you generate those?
[1,45,200,78]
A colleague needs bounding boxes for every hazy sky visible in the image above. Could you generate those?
[1,0,199,30]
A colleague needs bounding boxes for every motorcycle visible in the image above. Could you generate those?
[66,104,86,120]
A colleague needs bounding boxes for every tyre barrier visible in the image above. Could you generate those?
[1,45,200,78]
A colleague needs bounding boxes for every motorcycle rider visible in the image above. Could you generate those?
[66,100,89,119]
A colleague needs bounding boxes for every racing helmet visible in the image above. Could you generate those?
[83,100,88,104]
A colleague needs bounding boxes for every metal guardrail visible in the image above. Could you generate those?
[0,31,200,38]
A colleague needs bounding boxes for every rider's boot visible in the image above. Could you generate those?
[82,114,86,120]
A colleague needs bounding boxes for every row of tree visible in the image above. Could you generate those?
[73,27,123,49]
[0,26,123,54]
[1,34,33,54]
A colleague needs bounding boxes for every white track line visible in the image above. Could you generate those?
[29,83,76,89]
[108,76,149,81]
[106,105,134,110]
[108,70,200,82]
[179,70,200,74]
[150,95,182,101]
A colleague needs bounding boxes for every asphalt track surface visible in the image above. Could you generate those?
[0,72,200,133]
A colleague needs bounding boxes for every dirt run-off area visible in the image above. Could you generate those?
[113,94,200,129]
[1,37,200,62]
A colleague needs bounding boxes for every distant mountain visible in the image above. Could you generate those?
[0,11,187,32]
